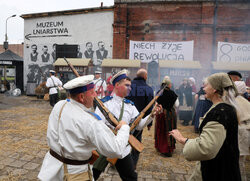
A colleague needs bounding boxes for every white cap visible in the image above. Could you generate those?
[110,69,129,85]
[95,66,102,74]
[49,70,55,73]
[95,70,102,74]
[63,75,95,94]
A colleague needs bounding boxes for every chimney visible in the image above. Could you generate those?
[101,2,103,8]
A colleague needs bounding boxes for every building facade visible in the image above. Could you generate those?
[113,0,250,87]
[21,6,114,92]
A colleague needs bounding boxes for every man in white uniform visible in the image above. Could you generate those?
[38,75,130,181]
[92,70,161,181]
[46,70,62,107]
[93,70,107,99]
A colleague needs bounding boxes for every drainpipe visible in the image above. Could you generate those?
[212,0,218,61]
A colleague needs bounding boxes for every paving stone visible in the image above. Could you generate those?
[12,137,22,142]
[23,162,40,170]
[146,179,159,181]
[152,172,168,179]
[172,167,187,174]
[20,155,34,161]
[1,157,15,165]
[37,150,47,158]
[138,171,153,178]
[30,150,40,155]
[31,135,41,140]
[31,157,43,164]
[0,175,9,180]
[137,177,144,181]
[111,175,122,181]
[184,174,191,181]
[9,152,20,159]
[23,171,39,180]
[35,164,42,172]
[0,155,6,161]
[1,151,14,157]
[174,174,185,181]
[8,160,27,168]
[12,168,29,176]
[101,177,112,181]
[0,164,5,170]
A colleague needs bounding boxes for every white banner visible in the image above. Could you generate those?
[217,42,250,62]
[129,40,194,63]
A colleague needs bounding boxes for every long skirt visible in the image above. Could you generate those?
[155,108,177,154]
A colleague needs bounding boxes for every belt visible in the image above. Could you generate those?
[50,149,92,165]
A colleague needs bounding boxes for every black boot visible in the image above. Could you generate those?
[92,168,102,181]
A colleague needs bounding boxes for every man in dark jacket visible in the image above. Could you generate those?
[127,68,154,168]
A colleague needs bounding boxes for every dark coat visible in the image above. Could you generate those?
[176,84,193,106]
[127,77,154,118]
[157,87,178,111]
[200,103,241,181]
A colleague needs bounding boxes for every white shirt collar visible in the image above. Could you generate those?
[113,93,124,102]
[70,98,92,112]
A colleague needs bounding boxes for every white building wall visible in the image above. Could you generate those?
[23,11,113,90]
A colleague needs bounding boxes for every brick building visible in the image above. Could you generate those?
[113,0,250,87]
[0,44,23,58]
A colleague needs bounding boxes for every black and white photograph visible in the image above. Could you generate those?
[84,42,94,59]
[41,45,50,62]
[30,44,38,62]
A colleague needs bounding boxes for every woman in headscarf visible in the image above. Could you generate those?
[169,72,241,181]
[155,76,179,157]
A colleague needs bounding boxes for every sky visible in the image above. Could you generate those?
[0,0,114,44]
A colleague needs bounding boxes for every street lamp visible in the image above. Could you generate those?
[4,14,16,50]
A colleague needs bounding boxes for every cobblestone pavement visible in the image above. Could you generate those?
[0,94,249,181]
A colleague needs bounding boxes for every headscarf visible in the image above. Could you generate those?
[207,72,236,94]
[207,72,240,123]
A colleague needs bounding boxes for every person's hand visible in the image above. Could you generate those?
[147,125,152,131]
[115,120,127,131]
[169,129,187,145]
[151,103,162,117]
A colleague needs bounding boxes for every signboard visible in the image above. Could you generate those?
[58,66,85,73]
[217,42,250,62]
[129,40,194,63]
[0,61,12,65]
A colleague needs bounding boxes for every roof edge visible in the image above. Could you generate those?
[21,6,114,19]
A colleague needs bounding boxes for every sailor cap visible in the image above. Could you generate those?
[63,75,95,94]
[49,70,56,73]
[110,69,129,86]
[95,70,102,74]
